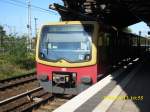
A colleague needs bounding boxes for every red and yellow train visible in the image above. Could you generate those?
[36,21,150,94]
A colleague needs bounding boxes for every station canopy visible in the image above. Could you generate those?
[50,0,150,28]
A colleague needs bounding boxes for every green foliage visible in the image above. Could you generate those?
[0,25,35,79]
[3,36,35,69]
[0,62,35,80]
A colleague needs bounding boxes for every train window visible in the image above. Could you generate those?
[98,33,110,46]
[39,24,93,62]
[103,33,110,46]
[98,36,103,46]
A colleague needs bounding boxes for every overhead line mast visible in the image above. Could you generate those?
[27,0,32,50]
[34,17,38,38]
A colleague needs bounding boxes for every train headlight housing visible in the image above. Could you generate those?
[37,74,48,81]
[81,76,92,84]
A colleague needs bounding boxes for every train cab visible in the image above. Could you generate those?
[36,21,99,94]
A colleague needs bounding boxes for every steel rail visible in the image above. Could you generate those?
[0,73,37,90]
[0,71,35,83]
[21,94,54,112]
[0,86,42,106]
[0,76,37,89]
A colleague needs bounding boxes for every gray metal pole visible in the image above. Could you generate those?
[34,17,38,38]
[27,0,32,50]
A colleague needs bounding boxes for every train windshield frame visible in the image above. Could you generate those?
[39,24,94,63]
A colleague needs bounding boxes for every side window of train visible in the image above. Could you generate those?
[98,32,103,46]
[98,32,110,47]
[103,33,110,47]
[132,37,137,46]
[105,33,110,46]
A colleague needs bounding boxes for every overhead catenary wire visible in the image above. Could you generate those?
[10,0,55,13]
[0,0,26,8]
[10,0,57,14]
[0,0,58,15]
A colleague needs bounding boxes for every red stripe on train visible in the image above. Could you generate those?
[36,63,98,84]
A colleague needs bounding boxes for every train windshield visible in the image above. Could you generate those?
[39,24,93,62]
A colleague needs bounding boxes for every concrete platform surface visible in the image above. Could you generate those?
[53,60,150,112]
[107,61,150,112]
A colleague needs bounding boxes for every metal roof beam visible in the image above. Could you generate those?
[49,3,98,21]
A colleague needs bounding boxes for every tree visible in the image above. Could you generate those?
[0,25,6,47]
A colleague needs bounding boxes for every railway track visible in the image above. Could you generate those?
[0,72,74,112]
[0,72,40,101]
[0,87,52,112]
[0,71,36,90]
[0,86,73,112]
[33,94,74,112]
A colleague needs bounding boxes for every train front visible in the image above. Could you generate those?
[36,21,98,94]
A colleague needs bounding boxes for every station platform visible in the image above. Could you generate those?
[53,59,150,112]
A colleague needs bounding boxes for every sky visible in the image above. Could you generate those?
[0,0,150,37]
[128,22,150,37]
[0,0,63,36]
